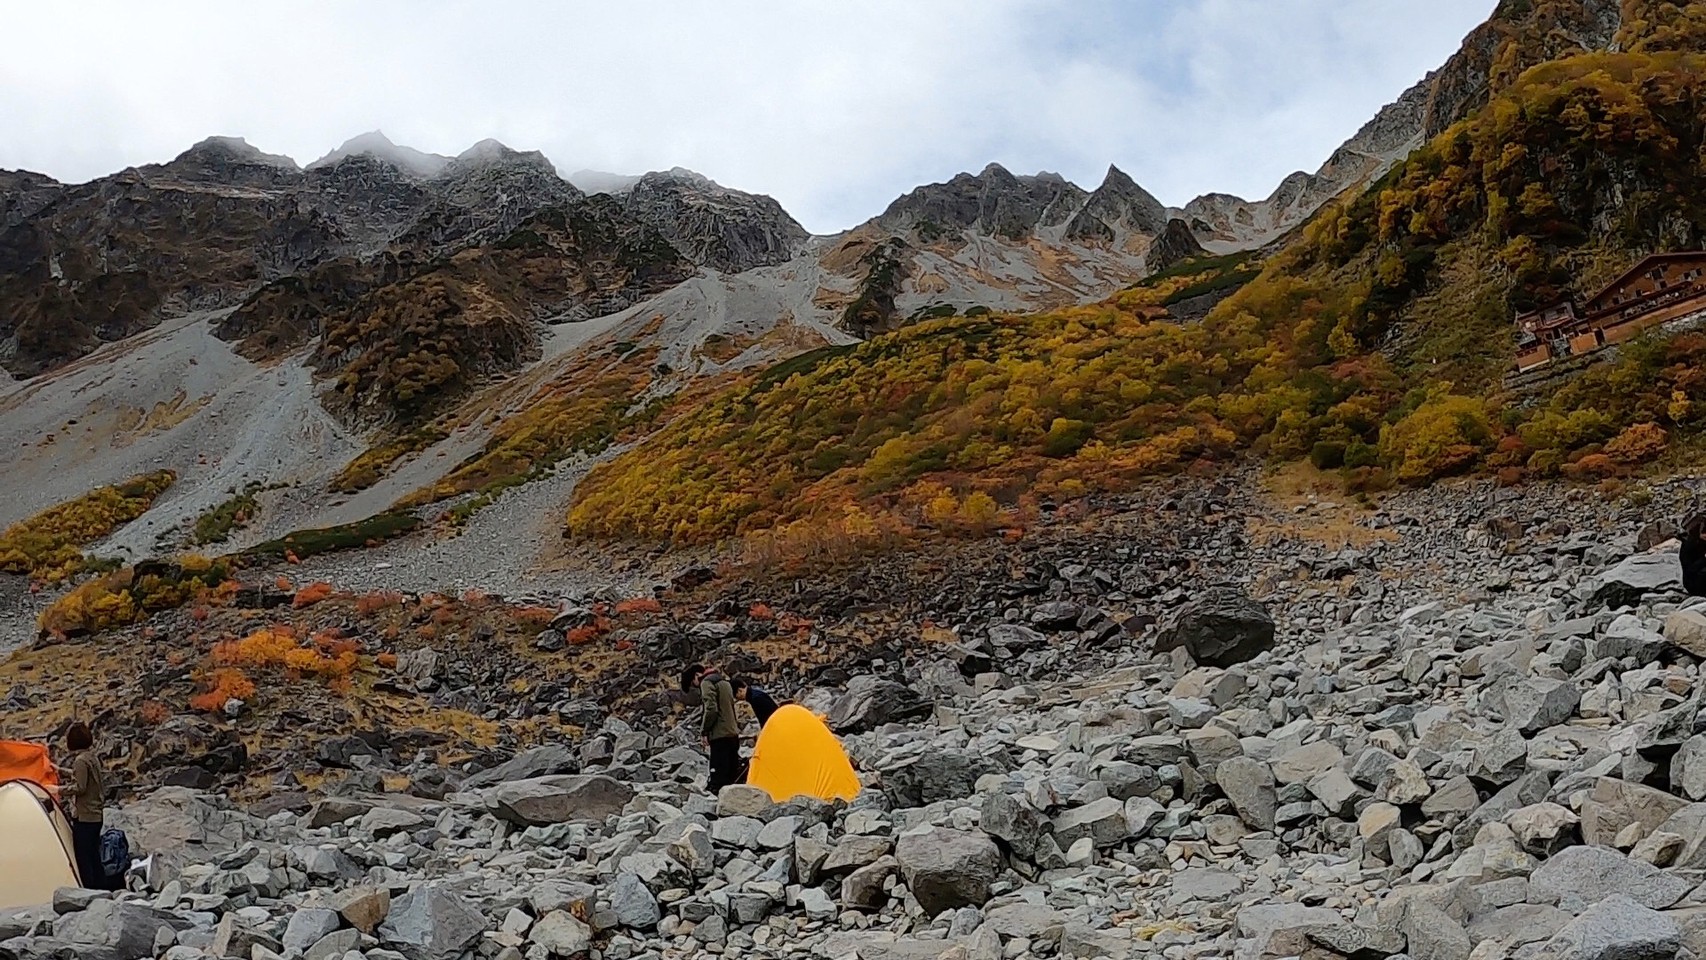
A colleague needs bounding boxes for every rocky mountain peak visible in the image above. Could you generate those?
[307,131,450,178]
[875,164,1090,241]
[1065,164,1170,243]
[621,169,808,273]
[448,139,557,177]
[173,136,298,170]
[145,136,302,191]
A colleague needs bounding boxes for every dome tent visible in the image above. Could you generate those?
[744,705,861,803]
[0,741,80,909]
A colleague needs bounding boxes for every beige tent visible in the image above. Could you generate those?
[0,779,80,909]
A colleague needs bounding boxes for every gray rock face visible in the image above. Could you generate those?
[1528,845,1691,913]
[881,746,1009,808]
[1401,901,1472,960]
[1546,894,1682,960]
[461,744,579,789]
[620,168,809,273]
[52,899,180,960]
[529,910,593,956]
[281,908,340,954]
[1499,676,1581,734]
[1052,798,1130,849]
[981,791,1050,860]
[895,827,1003,918]
[378,886,487,960]
[830,676,934,734]
[486,774,634,826]
[842,856,900,910]
[1152,587,1276,667]
[609,872,661,929]
[874,163,1089,240]
[1592,551,1683,608]
[1216,757,1277,830]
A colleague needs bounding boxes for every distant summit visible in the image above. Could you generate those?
[307,131,450,178]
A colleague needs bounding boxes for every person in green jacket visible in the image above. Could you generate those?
[681,664,743,792]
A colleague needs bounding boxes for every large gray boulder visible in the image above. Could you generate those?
[486,774,634,826]
[881,746,1011,808]
[1545,894,1681,960]
[1498,676,1581,734]
[1592,551,1682,609]
[105,787,262,858]
[281,908,341,955]
[895,827,1003,918]
[830,676,934,734]
[461,744,579,789]
[1152,587,1275,667]
[1528,845,1691,913]
[378,885,487,960]
[529,910,593,957]
[52,900,184,960]
[1051,798,1130,849]
[981,791,1051,861]
[1216,757,1277,831]
[609,873,660,930]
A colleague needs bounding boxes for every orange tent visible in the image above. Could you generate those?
[0,740,58,789]
[745,705,861,803]
[0,742,78,907]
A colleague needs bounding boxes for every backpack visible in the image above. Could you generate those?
[100,828,132,883]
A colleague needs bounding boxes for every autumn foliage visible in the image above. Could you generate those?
[292,582,335,608]
[0,471,176,581]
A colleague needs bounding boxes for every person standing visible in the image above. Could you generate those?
[731,677,780,728]
[57,722,110,890]
[681,665,742,793]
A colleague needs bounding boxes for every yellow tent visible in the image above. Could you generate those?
[745,704,861,803]
[0,778,80,909]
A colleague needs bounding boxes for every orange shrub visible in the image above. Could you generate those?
[138,701,170,726]
[514,606,556,629]
[613,597,662,615]
[566,625,602,645]
[1563,453,1621,480]
[355,590,405,616]
[376,652,399,669]
[190,668,256,712]
[275,576,294,592]
[1604,422,1669,465]
[747,603,775,621]
[293,582,335,608]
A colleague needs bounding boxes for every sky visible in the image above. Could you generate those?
[0,1,1494,234]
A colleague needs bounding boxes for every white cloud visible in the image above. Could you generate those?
[0,0,1493,233]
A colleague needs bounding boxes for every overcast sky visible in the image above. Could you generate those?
[1,1,1492,234]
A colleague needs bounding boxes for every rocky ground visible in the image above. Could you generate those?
[5,472,1706,960]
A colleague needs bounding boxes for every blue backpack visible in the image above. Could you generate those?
[100,828,131,884]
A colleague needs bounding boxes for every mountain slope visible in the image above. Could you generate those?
[1178,0,1625,250]
[565,2,1706,544]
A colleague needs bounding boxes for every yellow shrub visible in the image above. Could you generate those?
[1380,393,1497,485]
[0,471,176,580]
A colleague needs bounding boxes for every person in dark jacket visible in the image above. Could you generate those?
[55,722,112,890]
[681,665,743,793]
[731,677,780,728]
[1684,512,1706,597]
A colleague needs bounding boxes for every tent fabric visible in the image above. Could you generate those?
[745,704,861,803]
[0,778,80,909]
[0,740,58,789]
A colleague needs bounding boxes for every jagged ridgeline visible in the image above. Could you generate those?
[568,1,1706,543]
